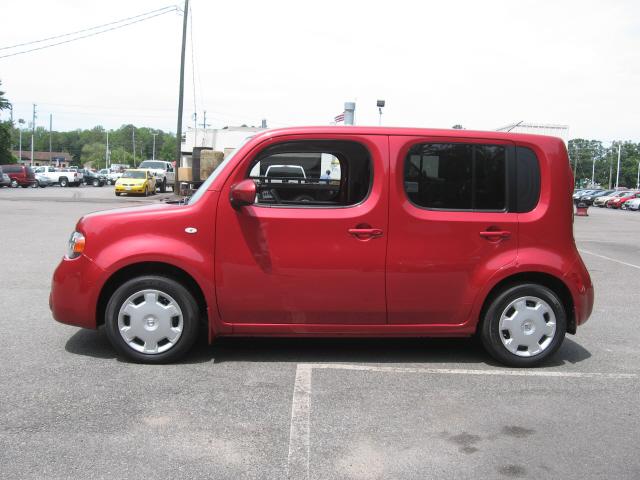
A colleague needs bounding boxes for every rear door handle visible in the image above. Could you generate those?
[348,228,383,238]
[479,230,511,239]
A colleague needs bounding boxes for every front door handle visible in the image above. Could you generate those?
[479,230,511,240]
[348,228,383,239]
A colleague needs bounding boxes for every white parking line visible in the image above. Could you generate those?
[579,248,640,270]
[286,363,637,480]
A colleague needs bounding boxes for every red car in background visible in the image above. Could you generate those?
[50,127,594,367]
[606,191,640,208]
[0,164,37,188]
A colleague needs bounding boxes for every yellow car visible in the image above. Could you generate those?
[115,169,156,196]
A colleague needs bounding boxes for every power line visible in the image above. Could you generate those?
[0,6,177,51]
[0,7,179,59]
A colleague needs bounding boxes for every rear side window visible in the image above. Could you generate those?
[515,146,540,213]
[248,140,372,207]
[2,165,21,173]
[404,143,506,211]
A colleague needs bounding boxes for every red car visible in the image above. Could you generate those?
[606,191,640,208]
[1,164,37,188]
[50,127,594,367]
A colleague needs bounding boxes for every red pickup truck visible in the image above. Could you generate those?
[50,126,593,367]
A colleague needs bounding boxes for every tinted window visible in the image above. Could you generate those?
[515,147,540,213]
[404,143,506,210]
[2,165,21,173]
[248,140,371,207]
[139,161,166,169]
[122,171,146,179]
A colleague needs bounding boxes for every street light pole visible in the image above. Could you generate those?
[175,0,189,193]
[152,133,158,160]
[615,142,622,189]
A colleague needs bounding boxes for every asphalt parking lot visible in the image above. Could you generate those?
[1,187,639,480]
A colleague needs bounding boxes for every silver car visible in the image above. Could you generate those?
[0,166,11,187]
[34,173,53,188]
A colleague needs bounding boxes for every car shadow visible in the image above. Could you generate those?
[65,328,591,367]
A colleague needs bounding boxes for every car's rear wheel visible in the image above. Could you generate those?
[10,179,18,188]
[59,177,68,187]
[31,182,38,188]
[104,276,200,363]
[480,284,566,367]
[160,179,167,193]
[92,179,100,187]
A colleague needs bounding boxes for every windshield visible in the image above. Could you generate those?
[188,137,252,205]
[266,166,306,178]
[139,161,165,169]
[122,171,146,179]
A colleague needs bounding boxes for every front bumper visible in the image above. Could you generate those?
[115,184,146,193]
[50,255,105,329]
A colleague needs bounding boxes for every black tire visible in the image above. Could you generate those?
[104,275,200,363]
[10,179,18,188]
[59,177,68,187]
[480,283,566,367]
[31,182,39,188]
[92,179,100,187]
[160,179,166,193]
[115,192,121,196]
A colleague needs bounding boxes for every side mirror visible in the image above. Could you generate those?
[230,179,256,208]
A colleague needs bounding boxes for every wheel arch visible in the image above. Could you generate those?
[478,272,576,335]
[96,261,208,328]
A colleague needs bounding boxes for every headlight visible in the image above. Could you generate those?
[66,231,85,259]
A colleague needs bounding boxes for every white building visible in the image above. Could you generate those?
[180,126,265,167]
[495,122,569,144]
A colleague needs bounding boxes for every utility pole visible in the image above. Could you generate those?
[18,118,24,162]
[49,114,52,162]
[30,104,37,166]
[572,144,579,184]
[637,160,640,190]
[608,145,613,189]
[132,127,136,167]
[175,0,189,193]
[152,133,158,160]
[615,142,622,189]
[590,149,595,187]
[193,112,197,147]
[106,131,110,169]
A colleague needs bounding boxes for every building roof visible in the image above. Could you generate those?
[12,151,72,161]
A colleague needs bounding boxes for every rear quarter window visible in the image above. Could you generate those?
[515,146,541,213]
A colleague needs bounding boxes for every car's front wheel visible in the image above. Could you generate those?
[480,284,566,367]
[104,276,200,363]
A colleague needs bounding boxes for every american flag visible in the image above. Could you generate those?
[334,112,345,123]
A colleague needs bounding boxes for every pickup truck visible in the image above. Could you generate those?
[138,160,175,193]
[98,169,122,185]
[32,166,83,187]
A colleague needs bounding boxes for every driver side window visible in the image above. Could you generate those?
[247,140,371,207]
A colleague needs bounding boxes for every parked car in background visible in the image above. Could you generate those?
[98,169,121,185]
[34,173,53,188]
[1,164,37,188]
[621,197,640,211]
[51,127,594,367]
[607,192,640,209]
[594,190,628,207]
[579,189,614,205]
[33,166,83,187]
[114,169,156,196]
[0,166,11,187]
[79,169,106,187]
[137,160,175,193]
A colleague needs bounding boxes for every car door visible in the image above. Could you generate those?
[386,136,518,326]
[215,134,389,326]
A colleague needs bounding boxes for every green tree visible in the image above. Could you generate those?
[0,80,14,163]
[80,142,107,169]
[0,121,15,163]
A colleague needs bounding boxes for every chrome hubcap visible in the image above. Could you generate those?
[117,289,183,354]
[498,296,556,357]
